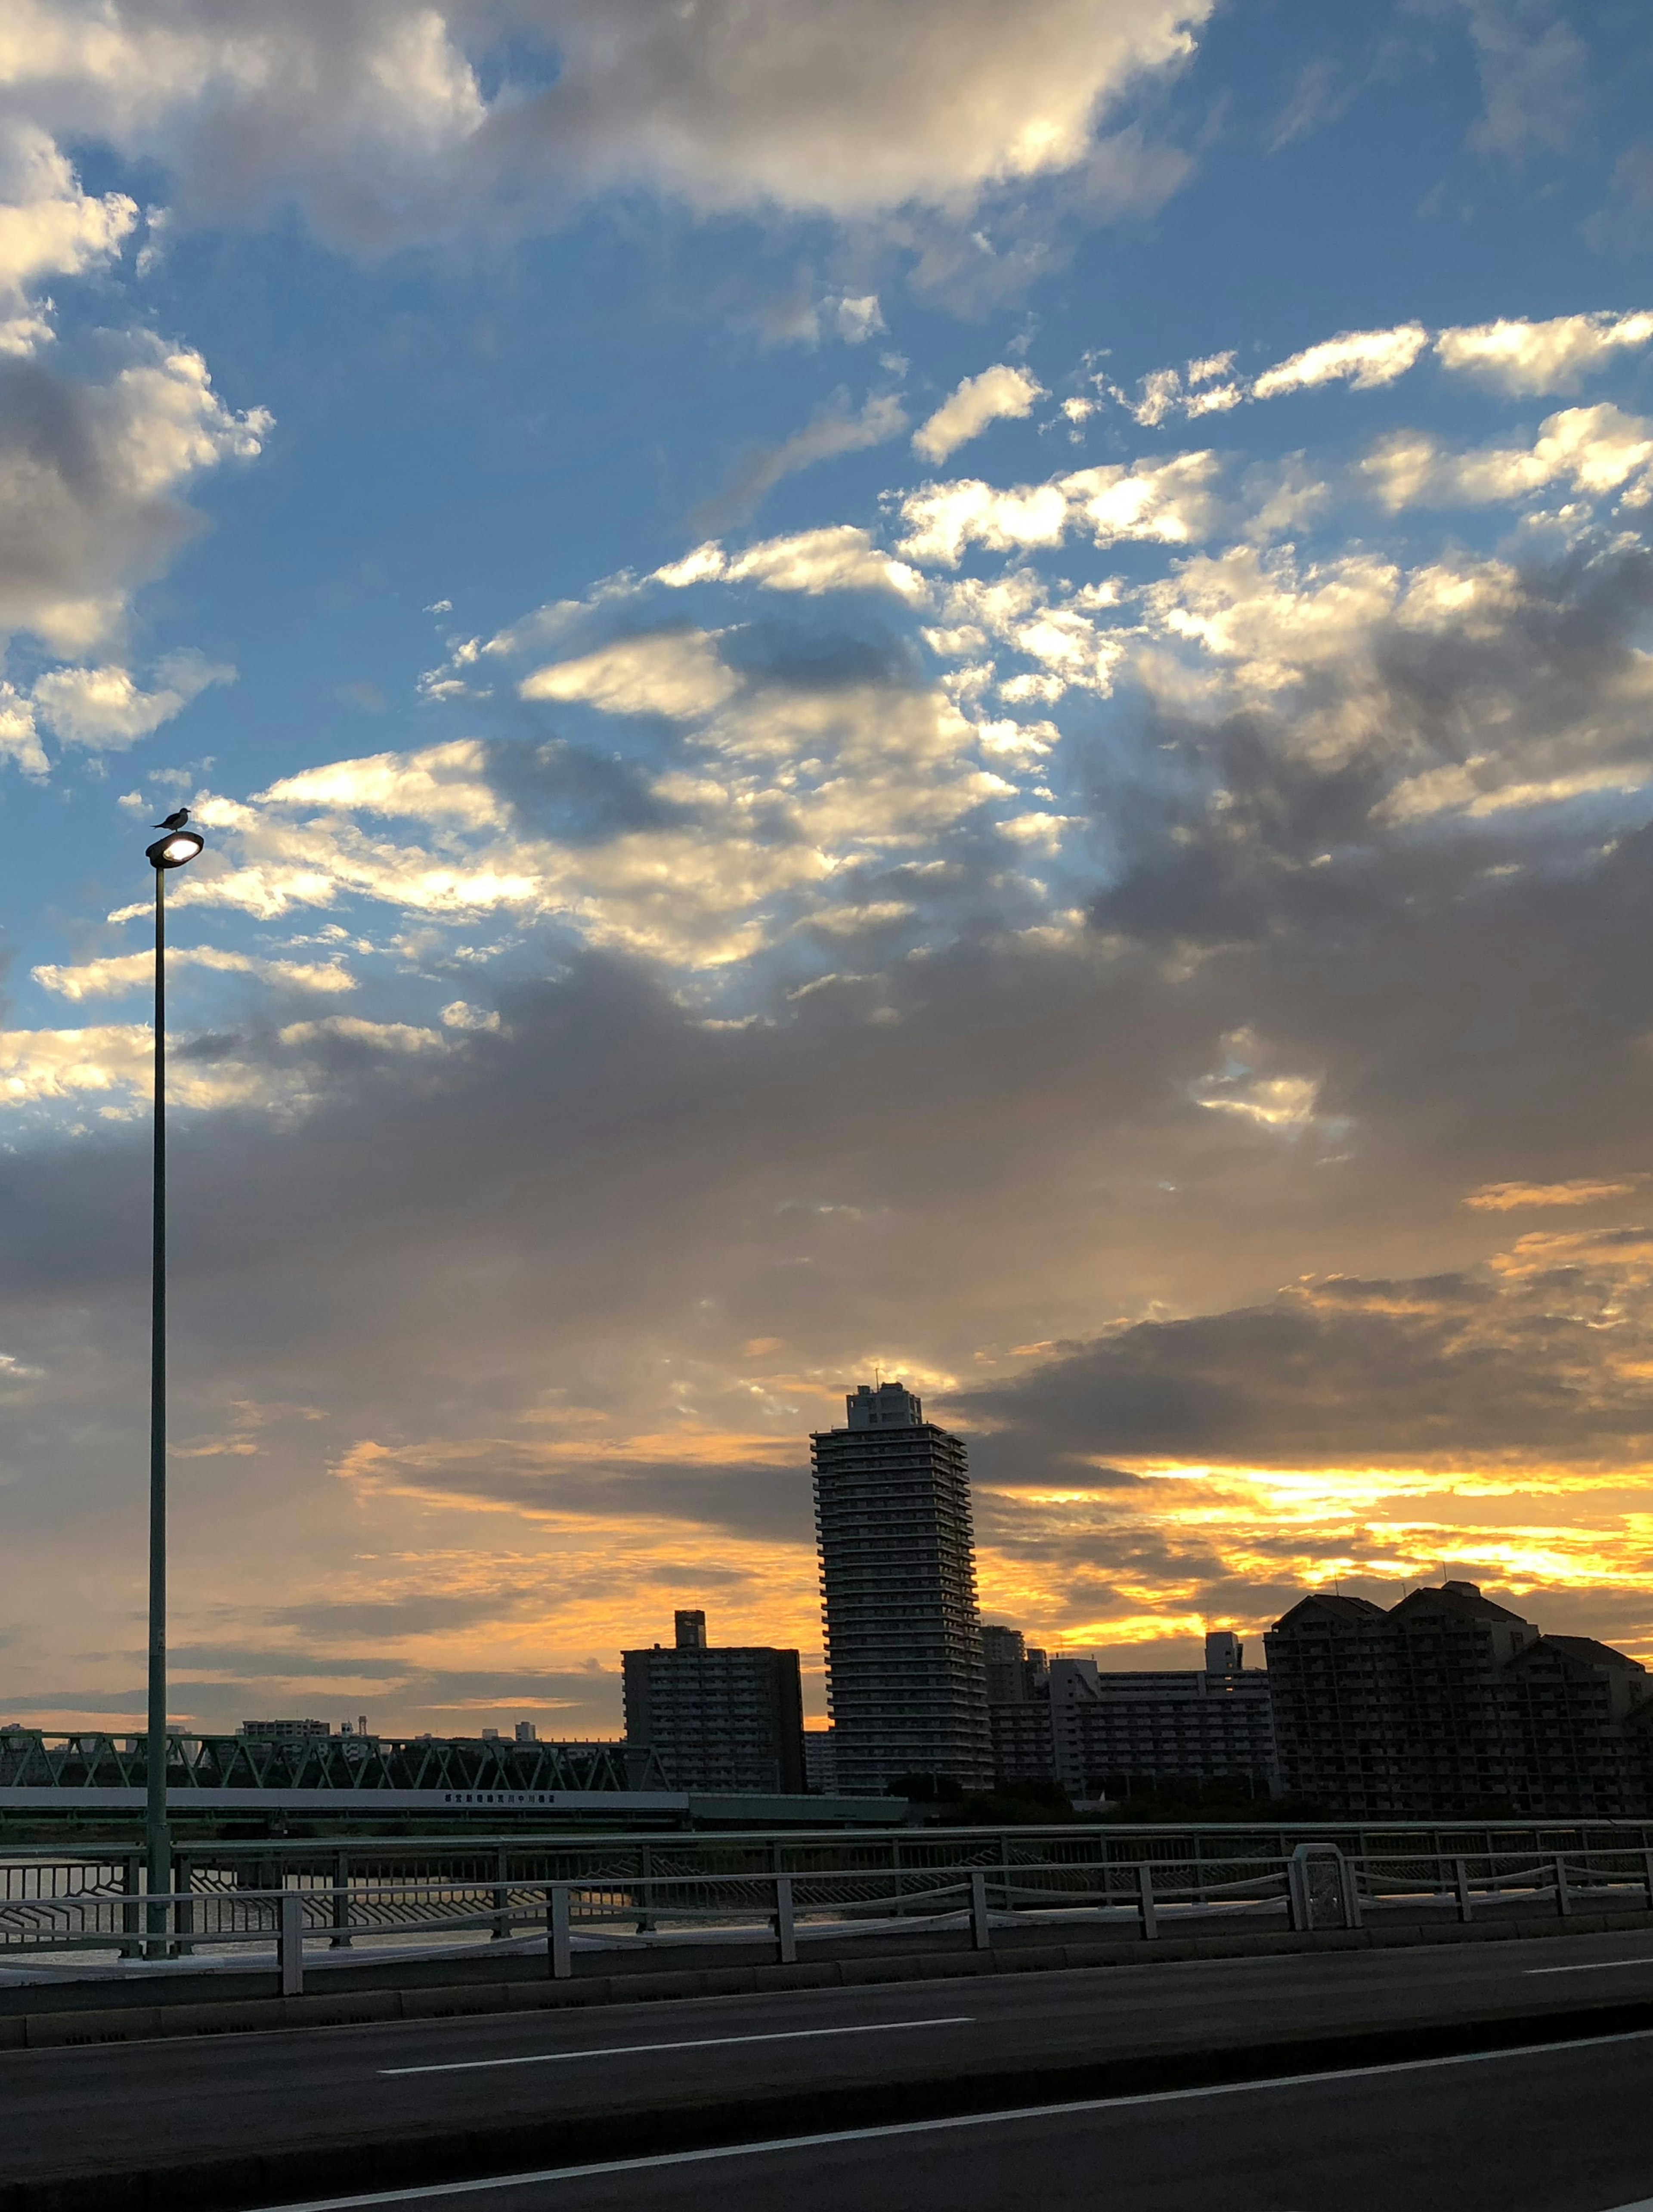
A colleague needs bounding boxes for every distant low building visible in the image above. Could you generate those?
[622,1609,806,1794]
[978,1626,1275,1800]
[982,1624,1056,1785]
[803,1726,838,1795]
[239,1719,331,1743]
[240,1716,373,1743]
[1047,1634,1277,1802]
[982,1624,1048,1704]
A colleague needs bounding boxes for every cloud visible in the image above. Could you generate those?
[0,0,1213,248]
[0,133,257,694]
[103,613,1014,972]
[276,1016,446,1056]
[337,1431,815,1547]
[0,129,267,690]
[22,305,1653,1710]
[1189,1029,1322,1134]
[1587,143,1653,254]
[1436,310,1653,396]
[913,364,1046,465]
[1362,404,1653,512]
[0,125,137,354]
[1464,1178,1644,1211]
[0,333,271,658]
[895,450,1220,566]
[31,648,233,749]
[1100,302,1653,431]
[520,631,739,719]
[656,527,926,602]
[1464,0,1589,164]
[1266,56,1356,152]
[1142,543,1402,707]
[0,1011,450,1120]
[702,390,907,525]
[257,740,511,829]
[1251,324,1430,400]
[0,1023,149,1108]
[960,1244,1653,1474]
[1112,353,1242,427]
[32,947,356,1001]
[834,294,884,344]
[0,682,46,773]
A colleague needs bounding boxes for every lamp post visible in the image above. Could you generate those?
[142,825,204,1942]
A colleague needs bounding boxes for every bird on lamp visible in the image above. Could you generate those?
[152,807,190,831]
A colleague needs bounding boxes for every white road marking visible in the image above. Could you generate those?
[263,2019,1653,2209]
[380,2015,975,2076]
[1526,1957,1653,1975]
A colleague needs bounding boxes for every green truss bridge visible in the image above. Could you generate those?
[0,1730,888,1829]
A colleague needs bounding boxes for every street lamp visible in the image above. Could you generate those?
[142,825,204,1941]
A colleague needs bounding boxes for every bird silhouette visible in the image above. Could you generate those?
[152,807,191,830]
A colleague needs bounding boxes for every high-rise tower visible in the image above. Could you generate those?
[810,1380,993,1795]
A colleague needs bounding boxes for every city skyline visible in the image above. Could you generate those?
[4,3,1653,1741]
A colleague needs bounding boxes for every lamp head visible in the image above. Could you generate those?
[145,830,205,870]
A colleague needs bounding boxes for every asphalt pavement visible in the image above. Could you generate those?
[251,2028,1653,2212]
[16,1923,1653,2207]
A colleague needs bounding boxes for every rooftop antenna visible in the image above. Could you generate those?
[874,1363,882,1388]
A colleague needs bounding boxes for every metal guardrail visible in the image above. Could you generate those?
[7,1843,1653,1995]
[12,1817,1653,1912]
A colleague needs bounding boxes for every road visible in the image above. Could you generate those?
[14,1925,1653,2204]
[258,2029,1653,2212]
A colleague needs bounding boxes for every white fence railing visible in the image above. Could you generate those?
[6,1843,1653,1993]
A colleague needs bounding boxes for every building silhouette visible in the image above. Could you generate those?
[980,1626,1276,1800]
[1266,1580,1653,1817]
[982,1623,1048,1704]
[622,1609,805,1794]
[811,1380,994,1795]
[982,1624,1056,1784]
[1046,1634,1277,1802]
[802,1726,838,1795]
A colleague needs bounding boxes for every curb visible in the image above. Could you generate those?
[4,1905,1645,2053]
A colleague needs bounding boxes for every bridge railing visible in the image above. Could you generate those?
[6,1842,1653,1985]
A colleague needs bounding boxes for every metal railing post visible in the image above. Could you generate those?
[969,1868,990,1951]
[120,1855,142,1958]
[331,1851,352,1948]
[1643,1850,1653,1914]
[548,1884,572,1980]
[1137,1861,1158,1942]
[774,1874,796,1964]
[1340,1851,1364,1930]
[1455,1858,1473,1924]
[278,1890,304,1997]
[1555,1856,1571,1918]
[492,1845,509,1941]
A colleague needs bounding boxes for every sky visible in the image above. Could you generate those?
[4,0,1653,1742]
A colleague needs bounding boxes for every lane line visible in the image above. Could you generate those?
[264,2020,1653,2210]
[1527,1958,1653,1976]
[380,2017,975,2077]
